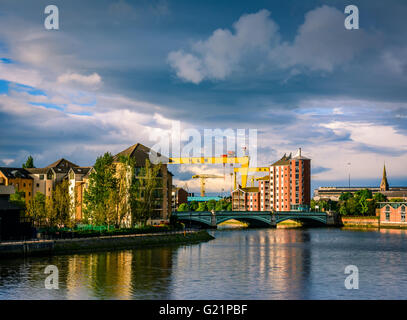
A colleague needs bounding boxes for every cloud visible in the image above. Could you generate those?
[168,6,374,83]
[168,9,278,83]
[57,72,102,87]
[168,51,204,84]
[1,159,14,165]
[270,5,373,72]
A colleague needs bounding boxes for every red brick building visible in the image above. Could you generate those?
[270,148,311,211]
[232,148,311,212]
[378,202,407,225]
[232,187,260,211]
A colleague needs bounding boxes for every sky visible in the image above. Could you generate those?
[0,0,407,194]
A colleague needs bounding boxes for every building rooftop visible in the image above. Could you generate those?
[46,158,79,169]
[0,167,33,179]
[70,167,92,175]
[114,143,168,166]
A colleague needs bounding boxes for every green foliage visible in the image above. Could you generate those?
[131,159,162,226]
[391,198,405,203]
[9,191,26,208]
[373,193,387,202]
[26,192,46,225]
[338,188,377,216]
[189,201,199,211]
[355,189,373,200]
[311,199,338,211]
[197,202,207,211]
[339,192,353,201]
[206,199,217,211]
[22,155,35,169]
[47,180,72,227]
[178,203,189,211]
[84,152,118,226]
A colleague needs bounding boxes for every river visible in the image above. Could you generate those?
[1,227,407,300]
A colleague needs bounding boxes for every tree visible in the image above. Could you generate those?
[178,203,189,211]
[84,152,118,226]
[47,180,72,227]
[9,191,26,209]
[207,200,217,211]
[355,189,372,200]
[189,201,199,211]
[339,192,353,201]
[131,159,162,226]
[26,192,46,226]
[22,155,35,169]
[197,202,207,211]
[373,193,387,202]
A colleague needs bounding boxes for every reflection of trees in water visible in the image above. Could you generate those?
[64,248,175,299]
[130,247,174,299]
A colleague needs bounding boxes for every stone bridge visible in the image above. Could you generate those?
[173,211,338,228]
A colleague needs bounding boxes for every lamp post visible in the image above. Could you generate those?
[347,162,351,188]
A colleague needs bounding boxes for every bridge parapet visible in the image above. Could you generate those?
[173,210,331,228]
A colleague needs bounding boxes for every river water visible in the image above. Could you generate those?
[1,227,407,300]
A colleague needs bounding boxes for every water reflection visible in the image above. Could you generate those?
[2,228,407,299]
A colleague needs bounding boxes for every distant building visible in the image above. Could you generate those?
[313,165,407,201]
[258,176,270,211]
[0,167,33,204]
[172,186,188,211]
[377,202,407,226]
[27,158,80,198]
[114,143,173,223]
[270,148,311,211]
[231,187,259,211]
[231,148,311,212]
[68,167,93,221]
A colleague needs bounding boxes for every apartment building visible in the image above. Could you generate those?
[114,143,173,222]
[68,167,93,221]
[0,167,33,204]
[271,148,311,211]
[232,187,260,211]
[232,148,311,212]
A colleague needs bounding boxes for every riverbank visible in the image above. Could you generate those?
[0,230,214,259]
[340,216,407,229]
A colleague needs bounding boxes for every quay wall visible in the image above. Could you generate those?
[0,230,214,259]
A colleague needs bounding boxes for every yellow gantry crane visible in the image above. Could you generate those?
[192,174,224,197]
[233,167,270,189]
[169,155,250,189]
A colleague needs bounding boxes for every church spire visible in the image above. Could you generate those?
[380,164,389,191]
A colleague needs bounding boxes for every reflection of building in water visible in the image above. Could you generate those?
[66,251,133,299]
[265,230,311,299]
[172,230,311,299]
[65,247,175,299]
[130,248,174,299]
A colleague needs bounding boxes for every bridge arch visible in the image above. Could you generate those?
[276,215,326,226]
[216,216,272,228]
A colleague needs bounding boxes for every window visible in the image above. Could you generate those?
[385,206,390,221]
[40,175,44,180]
[36,183,39,188]
[401,206,406,222]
